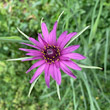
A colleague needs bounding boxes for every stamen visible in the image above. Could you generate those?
[53,56,55,58]
[52,61,55,63]
[53,45,55,48]
[48,62,52,64]
[44,46,46,49]
[48,44,51,46]
[57,59,59,61]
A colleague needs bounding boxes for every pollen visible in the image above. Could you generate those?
[48,62,52,64]
[53,56,55,58]
[52,61,55,63]
[53,45,56,48]
[44,46,46,49]
[57,58,59,61]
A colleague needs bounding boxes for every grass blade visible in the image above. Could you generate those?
[89,0,103,44]
[104,29,109,79]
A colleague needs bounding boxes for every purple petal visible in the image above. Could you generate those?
[57,31,68,46]
[30,63,46,83]
[60,61,76,79]
[61,45,80,54]
[55,61,60,68]
[26,60,45,73]
[21,56,43,62]
[38,34,44,46]
[48,21,58,45]
[44,64,50,88]
[19,48,40,53]
[41,22,49,42]
[60,32,77,49]
[49,63,56,80]
[62,53,86,60]
[38,33,48,46]
[59,56,70,61]
[54,64,61,85]
[26,52,42,56]
[62,60,81,71]
[21,42,39,50]
[29,37,43,49]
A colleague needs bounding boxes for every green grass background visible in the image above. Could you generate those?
[0,0,110,110]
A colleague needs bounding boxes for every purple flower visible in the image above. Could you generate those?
[19,21,86,88]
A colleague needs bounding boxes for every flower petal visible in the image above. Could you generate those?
[44,64,50,88]
[21,56,43,62]
[38,33,48,46]
[30,63,46,83]
[49,21,58,45]
[61,45,80,54]
[41,22,49,42]
[57,31,67,46]
[26,60,45,73]
[26,52,42,56]
[60,32,77,49]
[62,53,86,60]
[62,60,81,71]
[38,34,44,46]
[19,48,40,53]
[29,37,43,49]
[55,61,60,68]
[59,56,70,61]
[21,42,39,50]
[54,64,61,85]
[60,61,76,79]
[49,63,56,80]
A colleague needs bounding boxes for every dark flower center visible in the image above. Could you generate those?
[42,45,60,64]
[47,48,54,55]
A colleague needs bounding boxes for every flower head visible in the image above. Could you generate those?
[19,21,86,88]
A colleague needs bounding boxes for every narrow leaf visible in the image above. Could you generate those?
[0,37,30,43]
[7,57,32,61]
[56,83,61,100]
[17,27,29,39]
[65,26,90,47]
[57,11,64,22]
[77,63,102,70]
[28,76,40,97]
